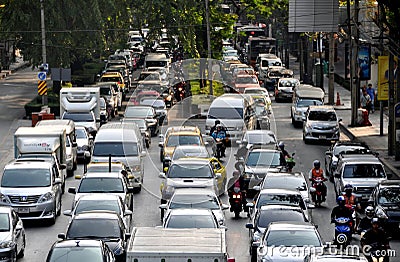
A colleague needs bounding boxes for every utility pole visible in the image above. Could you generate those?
[348,0,356,126]
[40,0,47,106]
[328,33,335,105]
[388,53,395,155]
[205,0,213,95]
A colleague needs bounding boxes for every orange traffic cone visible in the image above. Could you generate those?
[336,92,341,106]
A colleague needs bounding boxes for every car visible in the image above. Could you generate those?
[253,103,271,130]
[96,82,119,116]
[237,130,277,148]
[159,188,229,225]
[303,105,341,144]
[129,89,160,105]
[324,141,371,181]
[162,208,223,229]
[61,111,98,137]
[99,72,127,100]
[239,148,283,197]
[75,126,93,162]
[233,74,260,93]
[247,188,313,222]
[368,180,400,235]
[63,194,132,231]
[291,85,325,127]
[257,222,323,262]
[58,211,130,261]
[46,239,116,262]
[245,205,309,262]
[275,78,300,102]
[304,254,368,261]
[202,134,217,157]
[159,158,224,205]
[163,145,210,168]
[124,105,159,136]
[249,94,272,114]
[139,98,168,125]
[0,160,63,225]
[68,172,135,211]
[158,126,204,162]
[122,118,151,148]
[253,172,310,203]
[333,154,387,206]
[0,206,25,260]
[243,87,269,96]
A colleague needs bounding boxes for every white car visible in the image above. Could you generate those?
[159,188,228,225]
[75,126,93,162]
[162,208,223,229]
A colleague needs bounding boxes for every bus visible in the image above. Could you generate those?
[235,25,265,49]
[247,36,276,67]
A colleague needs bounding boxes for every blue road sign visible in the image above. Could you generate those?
[38,72,47,81]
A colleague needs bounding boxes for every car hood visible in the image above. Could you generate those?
[307,120,338,129]
[245,166,281,175]
[0,187,51,196]
[263,246,323,261]
[341,178,387,187]
[0,232,12,243]
[76,138,88,147]
[167,178,216,189]
[74,193,126,204]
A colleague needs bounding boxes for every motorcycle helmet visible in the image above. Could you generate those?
[371,217,380,225]
[337,195,345,206]
[232,170,240,177]
[313,160,320,169]
[278,141,285,150]
[216,124,223,130]
[365,206,375,219]
[344,184,353,192]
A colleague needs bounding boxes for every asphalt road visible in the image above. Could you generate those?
[0,69,399,262]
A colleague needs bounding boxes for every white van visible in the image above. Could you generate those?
[206,94,256,145]
[91,122,145,191]
[36,119,77,176]
[256,54,283,81]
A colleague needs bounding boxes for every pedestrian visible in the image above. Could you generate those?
[360,88,372,114]
[366,83,376,113]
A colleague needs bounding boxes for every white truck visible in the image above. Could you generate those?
[13,126,68,192]
[60,87,100,136]
[126,227,234,262]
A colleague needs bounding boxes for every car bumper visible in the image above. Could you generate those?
[276,91,293,100]
[7,201,56,220]
[303,129,340,141]
[0,248,15,262]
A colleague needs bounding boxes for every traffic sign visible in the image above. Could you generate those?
[38,80,47,96]
[38,72,47,81]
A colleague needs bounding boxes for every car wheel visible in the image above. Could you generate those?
[11,248,17,262]
[73,159,77,171]
[66,169,74,177]
[62,182,65,194]
[56,198,62,216]
[250,247,257,262]
[17,236,25,258]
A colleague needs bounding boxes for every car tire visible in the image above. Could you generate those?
[17,236,25,258]
[250,247,257,262]
[67,169,74,177]
[56,198,62,216]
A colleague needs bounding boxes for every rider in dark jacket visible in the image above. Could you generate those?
[361,218,390,262]
[331,196,353,223]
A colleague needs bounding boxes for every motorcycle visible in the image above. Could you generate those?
[345,203,358,233]
[285,153,296,172]
[309,177,327,207]
[230,187,243,219]
[334,217,352,247]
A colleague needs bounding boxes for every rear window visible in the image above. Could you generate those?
[308,111,337,121]
[342,163,385,178]
[93,142,138,157]
[208,107,243,119]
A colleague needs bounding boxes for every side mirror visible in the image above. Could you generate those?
[221,204,229,210]
[325,151,332,156]
[334,173,340,178]
[158,142,164,148]
[54,178,62,184]
[84,151,91,159]
[127,187,135,194]
[307,203,315,209]
[74,174,82,179]
[15,221,23,231]
[159,204,168,210]
[215,173,222,179]
[124,210,133,216]
[159,172,166,179]
[68,187,76,194]
[246,202,254,208]
[63,210,72,216]
[252,186,261,191]
[57,233,66,240]
[245,223,254,229]
[72,142,78,147]
[59,164,67,170]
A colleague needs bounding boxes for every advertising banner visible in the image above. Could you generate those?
[378,56,389,101]
[358,44,371,80]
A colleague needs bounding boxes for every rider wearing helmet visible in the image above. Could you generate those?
[331,196,353,223]
[211,124,227,157]
[309,160,327,201]
[209,120,221,135]
[361,218,390,262]
[278,142,290,166]
[227,170,247,212]
[342,184,360,232]
[358,206,376,233]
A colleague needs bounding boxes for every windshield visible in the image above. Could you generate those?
[245,133,276,144]
[168,164,212,178]
[100,87,111,96]
[87,165,122,173]
[48,247,103,262]
[235,77,258,84]
[76,129,87,139]
[257,209,306,228]
[63,112,94,123]
[297,99,323,108]
[140,99,165,108]
[74,199,120,215]
[165,214,217,228]
[265,229,321,247]
[125,107,153,118]
[333,146,369,156]
[138,73,159,81]
[256,193,302,208]
[169,195,220,210]
[100,76,121,83]
[92,142,138,157]
[342,164,386,178]
[124,119,146,129]
[378,188,400,205]
[208,107,243,119]
[0,213,10,231]
[263,176,307,191]
[78,177,124,193]
[146,61,167,67]
[246,151,281,167]
[1,168,51,187]
[172,147,209,160]
[166,135,201,147]
[67,218,121,239]
[308,111,337,121]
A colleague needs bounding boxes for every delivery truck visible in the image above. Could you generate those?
[126,227,234,262]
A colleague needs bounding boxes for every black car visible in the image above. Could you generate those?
[324,141,370,181]
[245,205,308,262]
[46,239,115,262]
[58,211,130,261]
[369,180,400,236]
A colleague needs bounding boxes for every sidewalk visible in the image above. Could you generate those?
[288,55,400,178]
[0,56,30,79]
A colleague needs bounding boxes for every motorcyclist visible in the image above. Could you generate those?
[342,184,361,232]
[331,196,353,223]
[209,120,220,135]
[227,170,247,212]
[361,218,390,262]
[309,160,327,202]
[278,142,290,166]
[211,124,226,157]
[358,206,375,234]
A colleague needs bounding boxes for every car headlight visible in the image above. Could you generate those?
[305,123,312,129]
[163,185,175,197]
[253,231,262,242]
[0,194,11,204]
[38,192,54,203]
[376,208,388,219]
[0,240,15,249]
[236,126,243,131]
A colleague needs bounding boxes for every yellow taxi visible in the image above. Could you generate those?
[99,72,127,99]
[158,126,204,162]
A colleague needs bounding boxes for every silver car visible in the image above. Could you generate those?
[0,160,63,225]
[0,206,26,260]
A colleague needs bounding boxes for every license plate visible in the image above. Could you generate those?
[319,135,326,139]
[18,208,29,214]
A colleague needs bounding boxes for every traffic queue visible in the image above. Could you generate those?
[0,29,396,262]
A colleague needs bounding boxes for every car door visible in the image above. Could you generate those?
[12,210,24,251]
